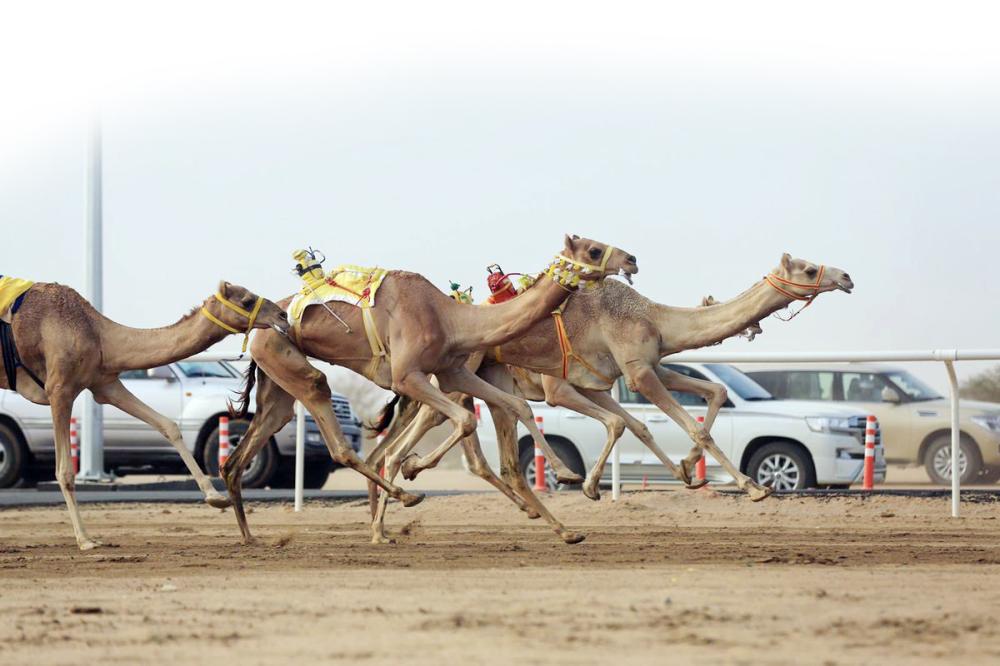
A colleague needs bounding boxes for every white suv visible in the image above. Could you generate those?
[474,363,886,491]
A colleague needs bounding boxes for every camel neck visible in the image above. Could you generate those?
[653,280,792,355]
[456,273,584,352]
[99,307,230,373]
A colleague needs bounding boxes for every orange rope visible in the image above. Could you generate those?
[763,265,825,321]
[552,311,614,385]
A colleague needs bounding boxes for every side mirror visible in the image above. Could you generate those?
[881,387,901,404]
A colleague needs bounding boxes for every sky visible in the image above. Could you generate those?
[2,1,999,393]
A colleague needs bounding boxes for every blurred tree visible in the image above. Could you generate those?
[960,365,1000,402]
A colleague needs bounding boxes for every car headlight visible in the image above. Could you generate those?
[971,414,1000,432]
[805,416,853,433]
[306,432,323,443]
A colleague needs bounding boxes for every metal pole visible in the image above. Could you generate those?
[944,360,961,518]
[611,441,621,501]
[294,401,305,512]
[79,119,108,481]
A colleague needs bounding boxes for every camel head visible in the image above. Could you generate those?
[770,253,854,298]
[209,281,290,336]
[559,234,639,285]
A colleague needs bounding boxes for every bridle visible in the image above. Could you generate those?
[763,265,825,321]
[546,245,615,291]
[200,292,265,352]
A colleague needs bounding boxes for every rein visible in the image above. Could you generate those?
[763,265,825,321]
[200,292,265,353]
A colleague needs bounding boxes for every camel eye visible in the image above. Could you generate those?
[588,247,602,260]
[805,267,818,277]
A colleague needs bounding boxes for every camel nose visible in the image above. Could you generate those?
[841,273,852,283]
[627,254,637,264]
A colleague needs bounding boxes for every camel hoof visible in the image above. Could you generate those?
[240,534,258,546]
[400,492,425,508]
[400,454,421,481]
[679,459,697,486]
[685,478,709,490]
[556,471,584,485]
[747,484,774,502]
[78,539,101,551]
[371,534,396,545]
[205,494,232,509]
[582,483,601,501]
[560,531,586,545]
[526,509,541,519]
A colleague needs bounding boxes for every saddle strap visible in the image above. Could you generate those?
[551,311,614,386]
[362,307,390,378]
[0,321,45,392]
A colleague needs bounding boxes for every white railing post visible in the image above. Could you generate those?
[943,360,961,518]
[611,441,621,501]
[294,401,305,512]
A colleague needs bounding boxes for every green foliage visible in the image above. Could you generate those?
[960,365,1000,402]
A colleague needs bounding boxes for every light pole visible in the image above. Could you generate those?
[79,119,109,481]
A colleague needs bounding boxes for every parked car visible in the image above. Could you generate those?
[0,360,362,489]
[474,362,885,491]
[744,364,1000,484]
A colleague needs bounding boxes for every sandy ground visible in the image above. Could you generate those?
[2,489,1000,665]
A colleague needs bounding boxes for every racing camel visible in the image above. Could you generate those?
[0,278,289,550]
[367,254,853,543]
[222,235,638,545]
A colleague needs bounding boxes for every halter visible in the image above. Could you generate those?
[763,265,825,321]
[545,245,615,291]
[200,292,265,352]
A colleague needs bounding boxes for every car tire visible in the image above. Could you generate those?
[0,422,29,488]
[924,435,981,486]
[518,437,586,492]
[977,466,1000,484]
[202,418,278,488]
[747,442,816,491]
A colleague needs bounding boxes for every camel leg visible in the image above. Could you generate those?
[490,401,585,544]
[93,380,230,508]
[364,408,424,519]
[658,368,731,481]
[403,369,582,485]
[253,335,424,506]
[222,372,296,544]
[48,383,99,550]
[576,387,705,495]
[628,362,771,501]
[458,432,538,517]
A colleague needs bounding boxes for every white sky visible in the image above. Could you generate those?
[2,1,999,392]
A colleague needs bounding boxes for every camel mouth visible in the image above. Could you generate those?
[835,281,853,294]
[618,268,635,285]
[272,323,291,336]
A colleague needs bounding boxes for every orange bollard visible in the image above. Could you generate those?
[863,415,877,490]
[534,415,547,491]
[695,415,707,483]
[69,417,80,475]
[218,416,230,472]
[474,402,481,422]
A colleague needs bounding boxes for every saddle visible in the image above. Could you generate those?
[0,276,44,391]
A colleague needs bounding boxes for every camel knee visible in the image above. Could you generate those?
[57,470,75,489]
[458,412,477,437]
[162,422,182,443]
[710,385,728,406]
[608,415,626,440]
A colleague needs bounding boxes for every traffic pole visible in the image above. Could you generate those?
[695,415,707,483]
[863,415,877,490]
[217,416,230,473]
[534,415,547,491]
[70,417,80,476]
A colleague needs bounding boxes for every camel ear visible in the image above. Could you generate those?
[218,280,230,297]
[780,253,793,272]
[564,234,577,252]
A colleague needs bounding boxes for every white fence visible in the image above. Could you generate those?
[190,348,1000,517]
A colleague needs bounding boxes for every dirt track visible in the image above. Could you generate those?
[2,489,1000,665]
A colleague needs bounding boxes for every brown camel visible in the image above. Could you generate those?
[366,254,853,542]
[0,280,289,550]
[221,235,638,545]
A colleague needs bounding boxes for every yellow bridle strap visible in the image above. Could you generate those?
[200,293,266,352]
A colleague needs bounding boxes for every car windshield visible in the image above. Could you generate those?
[705,364,773,400]
[886,370,942,402]
[176,361,237,378]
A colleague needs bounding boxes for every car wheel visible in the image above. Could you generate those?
[924,435,982,485]
[202,419,278,488]
[977,466,1000,484]
[518,438,585,492]
[271,457,332,489]
[0,422,29,488]
[748,442,816,491]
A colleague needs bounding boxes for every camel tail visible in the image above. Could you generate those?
[367,393,402,435]
[228,360,258,419]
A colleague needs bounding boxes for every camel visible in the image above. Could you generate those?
[0,280,289,550]
[366,254,853,543]
[221,235,638,545]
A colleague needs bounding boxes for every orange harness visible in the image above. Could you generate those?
[763,265,825,321]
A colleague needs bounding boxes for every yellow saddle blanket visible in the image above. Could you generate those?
[287,264,389,327]
[0,276,34,322]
